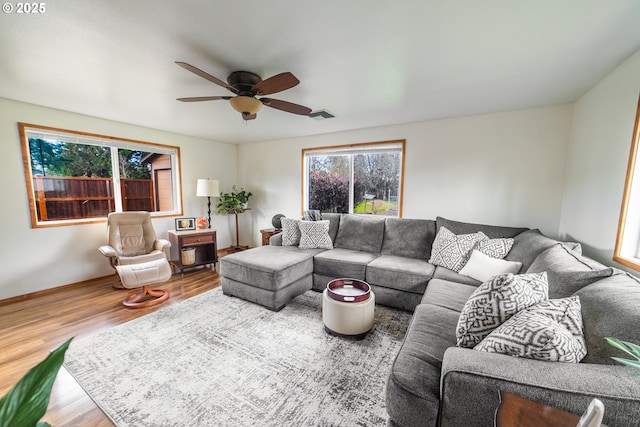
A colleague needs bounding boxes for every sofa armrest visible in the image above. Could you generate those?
[98,245,117,258]
[270,233,283,246]
[440,347,640,427]
[155,239,171,251]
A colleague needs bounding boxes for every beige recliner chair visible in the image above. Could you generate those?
[98,211,172,308]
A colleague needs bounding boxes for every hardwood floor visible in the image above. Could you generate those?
[0,266,220,426]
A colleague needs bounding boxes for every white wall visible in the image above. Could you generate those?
[0,98,237,300]
[559,49,640,266]
[238,104,573,247]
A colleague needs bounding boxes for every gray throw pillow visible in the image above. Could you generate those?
[456,272,549,348]
[280,218,301,246]
[475,296,587,363]
[527,243,614,299]
[299,220,333,249]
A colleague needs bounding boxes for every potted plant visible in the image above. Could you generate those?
[0,337,72,427]
[216,186,252,214]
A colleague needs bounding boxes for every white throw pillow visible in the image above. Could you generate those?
[280,217,301,246]
[298,220,333,249]
[456,272,549,348]
[459,250,522,282]
[428,226,482,272]
[474,296,587,363]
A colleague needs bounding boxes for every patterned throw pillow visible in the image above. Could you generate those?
[429,226,482,272]
[474,296,587,363]
[298,220,333,250]
[475,232,514,259]
[280,218,301,246]
[456,272,549,348]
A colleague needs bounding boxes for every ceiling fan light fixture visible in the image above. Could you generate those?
[229,96,263,115]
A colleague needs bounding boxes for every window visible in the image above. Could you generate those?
[19,123,182,227]
[614,94,640,271]
[302,140,405,217]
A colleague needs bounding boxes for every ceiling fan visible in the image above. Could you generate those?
[175,61,312,121]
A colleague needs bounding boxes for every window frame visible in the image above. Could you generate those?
[614,94,640,271]
[19,122,183,228]
[301,139,405,217]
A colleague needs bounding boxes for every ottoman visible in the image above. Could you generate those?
[322,278,375,339]
[220,245,318,311]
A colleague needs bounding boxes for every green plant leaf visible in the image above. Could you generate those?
[0,337,73,427]
[611,356,640,369]
[606,337,640,360]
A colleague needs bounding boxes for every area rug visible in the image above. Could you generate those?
[64,288,412,426]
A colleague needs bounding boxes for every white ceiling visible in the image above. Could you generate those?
[2,1,640,144]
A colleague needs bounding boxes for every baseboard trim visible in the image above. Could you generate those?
[0,274,117,306]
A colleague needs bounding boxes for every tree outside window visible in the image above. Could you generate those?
[303,141,404,217]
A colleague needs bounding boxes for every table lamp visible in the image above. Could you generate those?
[196,178,220,228]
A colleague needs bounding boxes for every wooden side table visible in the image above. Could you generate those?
[168,229,218,274]
[495,391,581,427]
[260,228,281,245]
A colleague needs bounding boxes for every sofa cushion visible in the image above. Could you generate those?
[474,296,587,363]
[527,243,614,299]
[459,250,522,282]
[280,217,301,246]
[436,216,528,239]
[298,220,333,249]
[386,303,459,427]
[504,229,560,272]
[334,214,385,253]
[421,279,478,312]
[313,248,379,280]
[428,227,482,272]
[320,212,342,243]
[366,255,435,295]
[431,266,481,286]
[576,271,640,364]
[456,272,549,348]
[381,218,436,259]
[220,245,317,292]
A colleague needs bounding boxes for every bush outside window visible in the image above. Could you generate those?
[19,123,182,227]
[302,140,405,217]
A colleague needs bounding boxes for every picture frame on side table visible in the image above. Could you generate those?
[175,217,196,231]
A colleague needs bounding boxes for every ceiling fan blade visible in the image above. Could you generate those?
[176,96,232,102]
[242,112,257,120]
[252,72,300,96]
[261,98,312,116]
[175,62,238,94]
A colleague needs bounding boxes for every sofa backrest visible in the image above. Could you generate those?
[334,214,386,253]
[381,217,436,259]
[320,213,342,244]
[576,271,640,364]
[435,216,528,239]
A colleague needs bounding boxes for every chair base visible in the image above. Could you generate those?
[122,285,169,308]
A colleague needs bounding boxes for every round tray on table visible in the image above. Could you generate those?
[326,278,371,303]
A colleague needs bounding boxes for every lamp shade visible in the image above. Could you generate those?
[196,179,220,197]
[229,96,263,115]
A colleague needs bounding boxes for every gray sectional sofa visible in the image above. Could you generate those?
[220,214,640,427]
